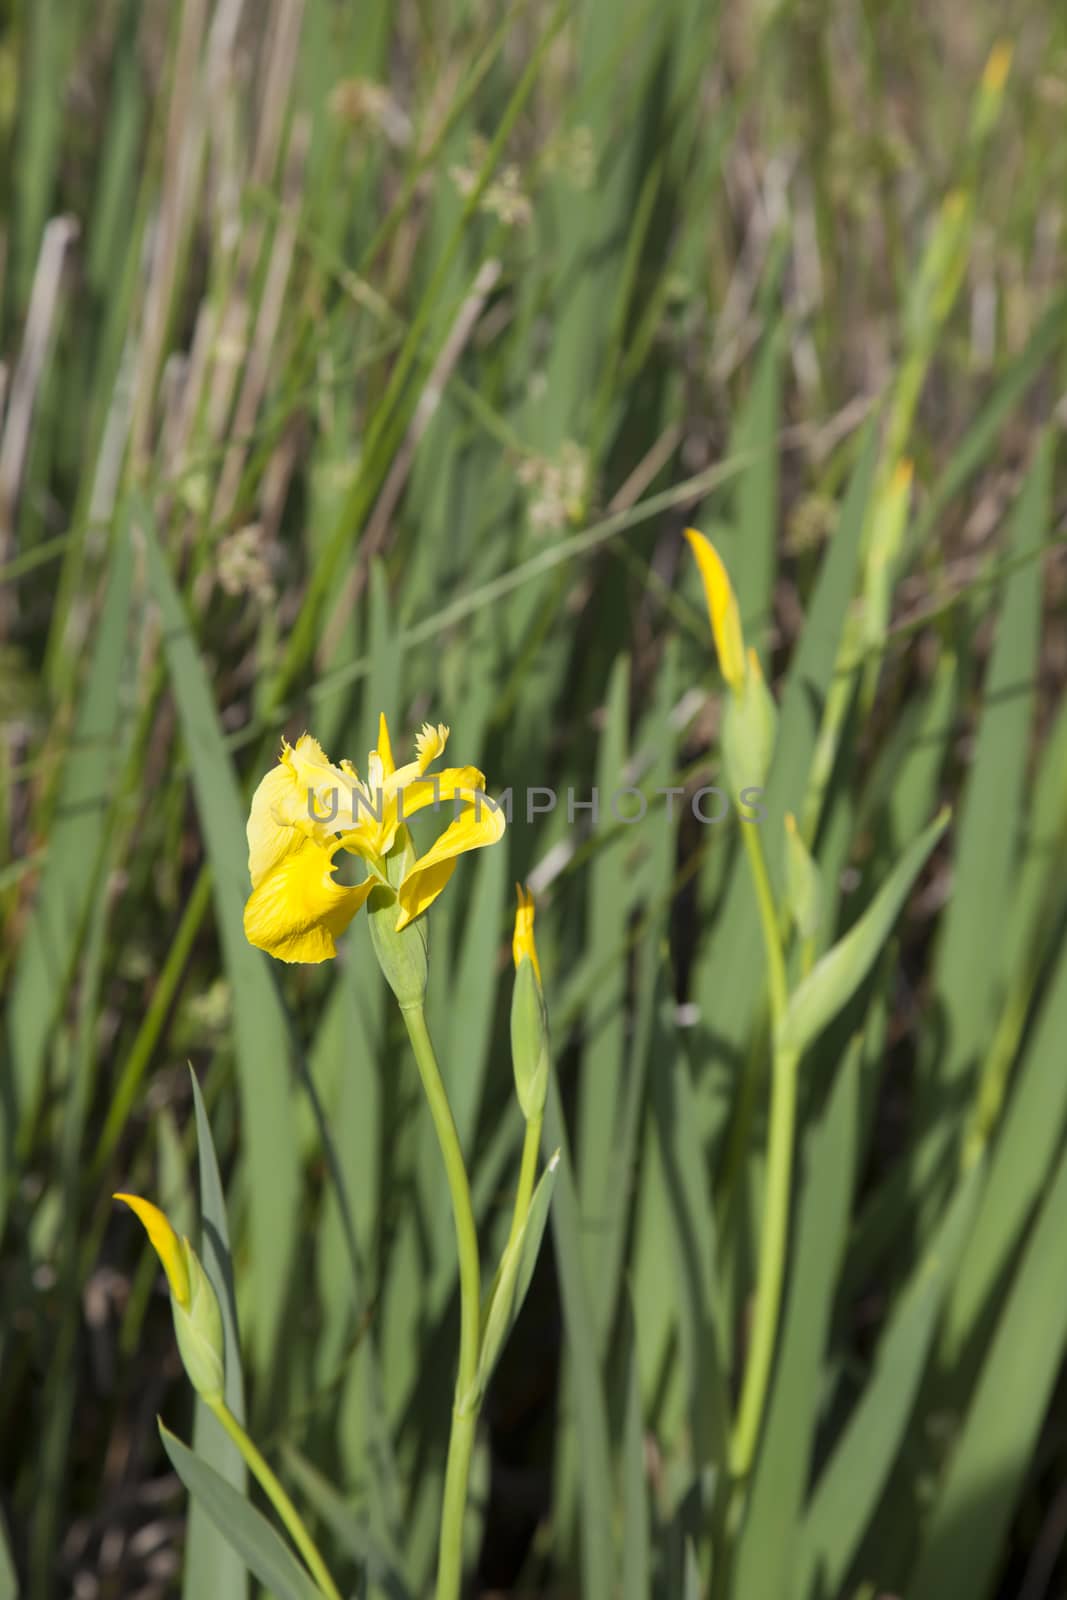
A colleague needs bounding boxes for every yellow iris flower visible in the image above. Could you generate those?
[243,713,505,963]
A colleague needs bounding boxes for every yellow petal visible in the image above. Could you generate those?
[512,884,541,981]
[395,793,506,929]
[394,767,487,824]
[376,712,395,779]
[243,836,374,963]
[247,733,349,887]
[370,720,449,802]
[113,1193,191,1308]
[684,528,746,691]
[415,722,449,772]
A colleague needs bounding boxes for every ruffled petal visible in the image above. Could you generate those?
[243,836,374,963]
[247,733,351,887]
[415,722,449,772]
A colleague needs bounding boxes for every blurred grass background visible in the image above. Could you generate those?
[1,0,1066,1595]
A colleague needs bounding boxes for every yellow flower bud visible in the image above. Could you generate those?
[981,40,1012,95]
[863,457,914,648]
[684,528,746,693]
[972,41,1012,144]
[114,1193,191,1306]
[510,886,549,1121]
[115,1194,225,1402]
[512,885,541,981]
[722,646,778,796]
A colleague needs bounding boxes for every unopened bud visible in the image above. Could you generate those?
[114,1194,225,1402]
[722,647,778,795]
[511,887,549,1120]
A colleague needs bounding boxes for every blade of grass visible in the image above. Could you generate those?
[141,502,299,1379]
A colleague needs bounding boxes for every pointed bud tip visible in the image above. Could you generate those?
[114,1192,192,1309]
[685,528,747,691]
[982,41,1012,93]
[512,883,540,980]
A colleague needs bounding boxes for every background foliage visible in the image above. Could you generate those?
[1,0,1065,1595]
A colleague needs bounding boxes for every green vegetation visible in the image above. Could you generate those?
[1,1,1065,1596]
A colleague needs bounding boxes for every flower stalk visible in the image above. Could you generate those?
[208,1397,343,1600]
[239,714,555,1600]
[686,528,801,1485]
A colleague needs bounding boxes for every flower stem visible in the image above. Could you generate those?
[730,824,798,1480]
[505,1112,542,1257]
[740,823,787,1025]
[400,1001,482,1600]
[208,1398,342,1600]
[729,1044,799,1478]
[436,1404,477,1600]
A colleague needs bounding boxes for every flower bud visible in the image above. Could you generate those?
[971,41,1011,145]
[172,1242,226,1402]
[722,647,778,795]
[114,1194,225,1402]
[684,528,746,692]
[510,887,549,1121]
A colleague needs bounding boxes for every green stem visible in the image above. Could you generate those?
[208,1399,342,1600]
[730,1045,799,1478]
[740,824,788,1025]
[505,1112,543,1257]
[400,1002,482,1600]
[436,1405,477,1600]
[725,818,798,1478]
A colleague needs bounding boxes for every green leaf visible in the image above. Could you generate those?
[907,1135,1067,1600]
[281,1445,411,1600]
[619,1291,651,1600]
[649,1012,731,1478]
[141,506,299,1376]
[3,529,131,1219]
[778,808,950,1059]
[577,654,634,1342]
[795,1167,982,1600]
[184,1069,247,1600]
[926,435,1049,1102]
[544,1071,615,1600]
[159,1423,326,1600]
[474,1152,559,1400]
[942,820,1067,1364]
[0,1504,16,1600]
